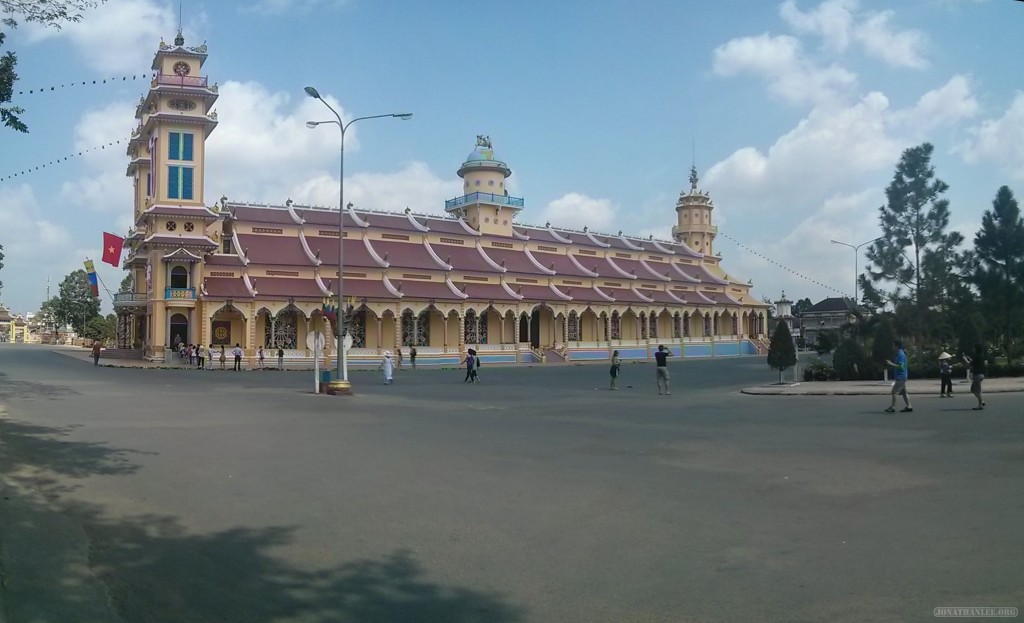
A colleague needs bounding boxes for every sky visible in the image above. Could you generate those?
[1,0,1022,316]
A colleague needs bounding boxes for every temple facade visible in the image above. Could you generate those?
[114,34,770,366]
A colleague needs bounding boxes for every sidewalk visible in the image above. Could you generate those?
[742,377,1024,395]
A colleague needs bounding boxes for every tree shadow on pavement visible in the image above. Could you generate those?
[0,371,81,401]
[0,418,526,623]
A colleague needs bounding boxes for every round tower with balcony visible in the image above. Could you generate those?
[671,165,717,256]
[445,135,523,236]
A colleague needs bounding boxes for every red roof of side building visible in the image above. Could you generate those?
[250,277,325,299]
[302,235,377,268]
[371,239,444,269]
[204,253,245,267]
[203,277,253,298]
[510,284,572,303]
[529,250,594,278]
[344,279,400,300]
[482,247,541,274]
[453,282,521,301]
[235,233,312,266]
[231,205,298,225]
[600,287,653,304]
[434,243,494,273]
[390,279,463,300]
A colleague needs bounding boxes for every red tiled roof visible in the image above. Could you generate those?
[231,205,296,225]
[510,284,572,303]
[673,263,728,285]
[143,205,219,219]
[204,254,245,267]
[372,239,443,269]
[251,277,324,299]
[423,217,477,235]
[391,279,462,300]
[529,250,593,278]
[344,279,400,299]
[704,291,744,305]
[453,282,520,301]
[203,277,253,298]
[483,247,538,274]
[600,287,652,304]
[143,234,217,248]
[302,235,377,268]
[434,243,493,273]
[518,227,575,245]
[237,233,313,266]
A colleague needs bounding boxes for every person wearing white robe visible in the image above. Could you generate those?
[382,351,394,384]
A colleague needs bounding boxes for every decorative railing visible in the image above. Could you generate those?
[445,192,525,210]
[164,287,196,300]
[154,74,209,88]
[113,292,148,304]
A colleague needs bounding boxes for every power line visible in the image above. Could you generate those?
[0,139,128,182]
[718,230,848,297]
[15,74,150,96]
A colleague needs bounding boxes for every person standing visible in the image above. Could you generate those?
[609,350,621,390]
[91,340,102,366]
[219,345,226,370]
[462,350,476,383]
[654,345,672,395]
[382,350,394,384]
[410,346,417,370]
[938,352,953,397]
[963,345,986,410]
[884,340,913,413]
[396,348,403,371]
[206,344,216,370]
[277,347,284,370]
[258,346,265,369]
[232,343,243,371]
[196,343,205,370]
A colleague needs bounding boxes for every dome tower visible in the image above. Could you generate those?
[671,166,717,256]
[444,135,523,236]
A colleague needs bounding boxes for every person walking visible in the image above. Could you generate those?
[91,340,102,366]
[938,351,953,397]
[884,340,913,413]
[462,350,476,383]
[381,350,394,384]
[219,345,226,369]
[258,346,265,369]
[232,343,243,371]
[963,344,986,410]
[410,346,417,370]
[609,350,621,390]
[206,344,216,370]
[654,345,672,395]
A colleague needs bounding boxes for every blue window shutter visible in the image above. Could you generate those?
[182,167,194,200]
[182,133,194,161]
[168,132,180,160]
[167,166,180,199]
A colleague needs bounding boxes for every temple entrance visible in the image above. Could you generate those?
[530,309,540,348]
[169,313,188,347]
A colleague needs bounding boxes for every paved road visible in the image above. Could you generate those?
[1,344,1022,622]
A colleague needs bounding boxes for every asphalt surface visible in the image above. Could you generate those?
[1,345,1022,622]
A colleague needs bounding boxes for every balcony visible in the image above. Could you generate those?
[154,74,209,88]
[113,292,149,306]
[165,287,196,301]
[445,192,525,211]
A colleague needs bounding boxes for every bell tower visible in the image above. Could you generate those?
[671,166,717,255]
[445,135,523,236]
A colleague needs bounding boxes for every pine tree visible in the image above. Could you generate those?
[972,185,1024,363]
[862,143,961,346]
[767,319,797,384]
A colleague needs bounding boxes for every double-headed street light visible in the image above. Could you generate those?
[304,85,412,394]
[830,236,883,304]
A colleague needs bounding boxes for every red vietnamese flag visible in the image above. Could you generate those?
[102,232,124,267]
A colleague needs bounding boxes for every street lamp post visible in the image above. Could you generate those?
[304,85,411,394]
[830,236,883,303]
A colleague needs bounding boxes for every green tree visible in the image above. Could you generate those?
[82,313,115,343]
[862,143,961,346]
[2,1,105,133]
[767,320,797,383]
[55,269,100,334]
[971,186,1024,363]
[118,272,133,293]
[793,297,813,316]
[871,316,896,378]
[833,337,868,381]
[814,330,835,355]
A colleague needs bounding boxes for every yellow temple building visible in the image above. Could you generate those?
[113,33,770,367]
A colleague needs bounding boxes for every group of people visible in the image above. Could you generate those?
[886,340,988,412]
[173,337,285,371]
[609,344,673,393]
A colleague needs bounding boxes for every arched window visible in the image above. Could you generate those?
[567,311,580,342]
[610,311,621,340]
[464,310,479,344]
[265,310,298,349]
[673,312,682,339]
[649,313,658,339]
[401,310,415,346]
[704,314,712,337]
[169,266,189,288]
[683,312,690,337]
[732,315,739,335]
[640,312,648,339]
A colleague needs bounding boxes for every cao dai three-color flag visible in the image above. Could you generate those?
[83,260,99,298]
[102,232,124,267]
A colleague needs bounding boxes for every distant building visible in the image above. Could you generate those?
[801,297,861,345]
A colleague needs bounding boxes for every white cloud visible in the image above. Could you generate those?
[957,92,1024,181]
[538,193,618,231]
[60,101,137,213]
[0,185,76,311]
[23,0,179,74]
[903,75,978,129]
[244,0,347,15]
[712,32,856,106]
[854,10,929,69]
[779,0,857,52]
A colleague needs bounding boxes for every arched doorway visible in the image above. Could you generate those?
[169,313,188,346]
[519,313,530,344]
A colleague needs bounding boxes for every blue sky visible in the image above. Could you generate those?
[1,0,1022,316]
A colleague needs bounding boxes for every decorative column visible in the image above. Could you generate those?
[457,312,465,352]
[375,315,382,354]
[393,306,402,352]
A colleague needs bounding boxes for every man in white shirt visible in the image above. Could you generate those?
[232,344,243,371]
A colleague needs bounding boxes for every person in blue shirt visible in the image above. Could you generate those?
[884,340,913,413]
